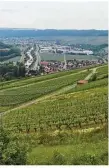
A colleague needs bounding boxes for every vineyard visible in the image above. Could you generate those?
[0,68,86,90]
[96,65,108,75]
[2,86,108,133]
[96,65,108,79]
[0,64,108,165]
[66,78,108,94]
[0,64,102,91]
[0,70,90,110]
[65,65,108,94]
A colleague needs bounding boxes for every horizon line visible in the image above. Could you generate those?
[0,28,107,31]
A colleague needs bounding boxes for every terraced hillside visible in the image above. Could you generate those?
[0,64,108,165]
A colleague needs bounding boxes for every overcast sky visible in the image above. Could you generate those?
[0,1,108,29]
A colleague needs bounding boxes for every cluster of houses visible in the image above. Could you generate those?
[39,58,104,74]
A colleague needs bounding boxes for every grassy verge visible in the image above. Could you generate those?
[25,125,108,165]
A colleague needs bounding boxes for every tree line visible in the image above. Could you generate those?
[0,62,26,81]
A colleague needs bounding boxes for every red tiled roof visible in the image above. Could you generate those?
[77,80,88,84]
[40,61,49,65]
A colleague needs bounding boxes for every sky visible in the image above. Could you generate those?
[0,1,108,29]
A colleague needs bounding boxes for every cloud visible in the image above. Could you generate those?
[0,8,18,13]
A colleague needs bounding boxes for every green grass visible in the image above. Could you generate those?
[40,53,97,61]
[27,141,107,165]
[26,125,108,165]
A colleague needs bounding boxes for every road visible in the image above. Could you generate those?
[25,47,34,69]
[25,45,41,71]
[32,45,41,71]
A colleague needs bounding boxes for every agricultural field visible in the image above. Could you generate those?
[65,64,108,94]
[40,53,97,61]
[3,86,107,132]
[2,86,108,165]
[0,67,88,90]
[0,64,108,165]
[0,70,90,110]
[96,65,108,79]
[59,36,108,45]
[66,78,108,94]
[33,36,108,45]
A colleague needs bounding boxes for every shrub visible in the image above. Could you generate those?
[72,154,100,165]
[50,150,66,165]
[0,128,28,165]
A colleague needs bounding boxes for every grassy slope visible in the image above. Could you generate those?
[27,133,107,165]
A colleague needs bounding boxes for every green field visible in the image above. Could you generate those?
[0,64,108,165]
[33,36,108,45]
[40,53,98,61]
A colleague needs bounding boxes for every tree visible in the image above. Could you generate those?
[0,128,28,165]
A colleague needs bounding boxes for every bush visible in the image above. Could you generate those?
[0,128,28,165]
[72,154,101,165]
[50,151,66,165]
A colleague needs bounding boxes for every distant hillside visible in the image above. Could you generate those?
[0,29,108,37]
